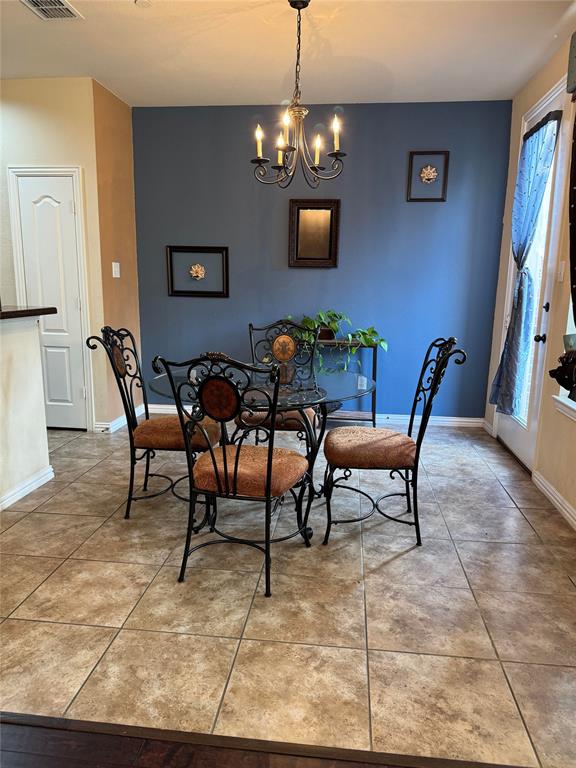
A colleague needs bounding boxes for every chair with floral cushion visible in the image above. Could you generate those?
[244,319,320,453]
[152,351,313,597]
[322,337,466,545]
[86,326,219,519]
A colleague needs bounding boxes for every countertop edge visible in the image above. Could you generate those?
[0,306,58,320]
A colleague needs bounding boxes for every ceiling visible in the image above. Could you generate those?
[1,0,575,107]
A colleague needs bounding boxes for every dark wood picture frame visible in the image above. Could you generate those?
[407,150,450,202]
[288,199,340,268]
[166,245,229,298]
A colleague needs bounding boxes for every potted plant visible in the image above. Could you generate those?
[299,310,351,341]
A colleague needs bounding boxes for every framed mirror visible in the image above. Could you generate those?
[288,199,340,268]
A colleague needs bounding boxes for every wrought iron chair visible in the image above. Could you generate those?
[86,326,219,519]
[245,320,320,452]
[322,337,467,545]
[152,351,314,597]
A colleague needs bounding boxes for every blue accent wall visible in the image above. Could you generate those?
[133,100,511,417]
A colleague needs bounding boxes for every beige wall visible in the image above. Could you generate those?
[0,77,141,426]
[92,81,141,421]
[485,41,576,511]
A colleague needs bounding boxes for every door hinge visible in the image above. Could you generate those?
[69,199,76,215]
[81,386,87,399]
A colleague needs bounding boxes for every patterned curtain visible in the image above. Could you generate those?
[490,110,562,416]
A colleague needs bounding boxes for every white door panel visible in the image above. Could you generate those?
[17,175,87,429]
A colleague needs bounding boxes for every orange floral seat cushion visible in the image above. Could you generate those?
[193,444,308,498]
[133,415,219,452]
[324,426,416,470]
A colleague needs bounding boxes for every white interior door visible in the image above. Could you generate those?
[497,87,570,468]
[15,174,87,429]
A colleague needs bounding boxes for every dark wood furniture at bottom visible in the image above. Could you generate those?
[0,712,489,768]
[319,339,378,427]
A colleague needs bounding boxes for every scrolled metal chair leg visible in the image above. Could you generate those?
[179,492,197,582]
[323,465,335,545]
[125,449,136,520]
[142,449,151,492]
[412,471,422,546]
[264,499,272,597]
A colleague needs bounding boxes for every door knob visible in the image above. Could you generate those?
[542,302,550,312]
[534,334,547,343]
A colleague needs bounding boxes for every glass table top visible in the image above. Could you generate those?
[148,368,375,409]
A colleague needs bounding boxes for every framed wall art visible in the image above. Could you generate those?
[288,199,340,268]
[407,151,450,202]
[166,246,229,298]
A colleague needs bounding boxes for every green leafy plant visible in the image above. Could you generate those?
[289,310,387,372]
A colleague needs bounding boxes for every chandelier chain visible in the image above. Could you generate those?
[292,8,302,104]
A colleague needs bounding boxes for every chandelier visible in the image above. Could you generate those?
[251,0,346,188]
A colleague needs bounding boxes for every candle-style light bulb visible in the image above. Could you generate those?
[276,132,285,165]
[332,115,341,152]
[314,134,322,166]
[255,124,264,159]
[283,110,291,144]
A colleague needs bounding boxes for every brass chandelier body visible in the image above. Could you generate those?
[251,0,346,188]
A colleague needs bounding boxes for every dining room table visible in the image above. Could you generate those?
[148,364,376,496]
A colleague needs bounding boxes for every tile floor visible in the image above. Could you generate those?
[1,424,575,767]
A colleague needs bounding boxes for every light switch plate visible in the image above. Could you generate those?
[112,262,121,279]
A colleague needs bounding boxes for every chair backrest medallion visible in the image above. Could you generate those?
[249,319,319,389]
[153,352,281,498]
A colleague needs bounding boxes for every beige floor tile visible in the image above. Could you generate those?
[0,513,105,557]
[456,541,576,594]
[421,453,496,480]
[13,560,157,627]
[68,629,236,731]
[0,509,29,533]
[443,506,539,543]
[502,481,554,508]
[165,525,267,573]
[546,543,576,581]
[484,455,531,484]
[78,457,157,486]
[50,457,104,483]
[5,480,69,513]
[272,528,363,580]
[125,566,258,636]
[430,476,515,508]
[505,663,576,768]
[369,650,537,766]
[215,640,370,750]
[362,501,450,539]
[476,590,576,664]
[365,581,494,658]
[72,513,184,565]
[36,482,128,517]
[0,619,115,715]
[244,573,365,648]
[363,536,468,588]
[0,555,63,615]
[358,471,436,504]
[50,440,118,461]
[520,508,576,544]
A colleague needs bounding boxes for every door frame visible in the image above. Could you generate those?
[492,76,570,456]
[7,166,95,431]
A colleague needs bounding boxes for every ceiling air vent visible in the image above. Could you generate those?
[19,0,83,20]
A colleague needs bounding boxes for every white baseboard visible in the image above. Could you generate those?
[483,418,497,437]
[532,471,576,530]
[94,404,145,433]
[148,403,483,428]
[377,414,484,428]
[0,465,55,510]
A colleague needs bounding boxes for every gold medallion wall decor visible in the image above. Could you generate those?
[420,164,438,184]
[407,151,450,202]
[166,246,229,298]
[189,263,206,281]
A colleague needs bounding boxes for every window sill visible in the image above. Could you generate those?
[553,394,576,422]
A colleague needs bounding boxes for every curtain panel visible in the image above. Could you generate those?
[489,110,562,416]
